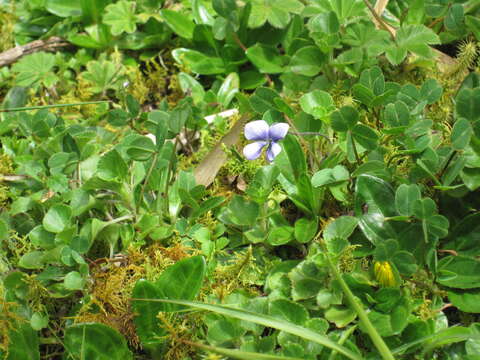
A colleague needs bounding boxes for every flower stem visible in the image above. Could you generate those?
[324,252,395,360]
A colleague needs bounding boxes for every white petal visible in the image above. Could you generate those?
[244,120,269,141]
[269,123,289,141]
[243,141,267,160]
[266,142,282,162]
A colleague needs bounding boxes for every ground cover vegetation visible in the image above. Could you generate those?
[1,0,480,359]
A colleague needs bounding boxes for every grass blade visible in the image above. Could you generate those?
[186,340,305,360]
[131,298,364,360]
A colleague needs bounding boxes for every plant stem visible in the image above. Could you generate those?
[292,131,331,142]
[328,325,358,360]
[437,150,457,180]
[137,152,159,213]
[325,253,395,360]
[162,138,178,216]
[350,133,361,165]
[363,0,396,41]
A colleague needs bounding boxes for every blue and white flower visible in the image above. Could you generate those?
[243,120,289,162]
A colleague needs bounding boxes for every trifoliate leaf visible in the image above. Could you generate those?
[248,0,304,29]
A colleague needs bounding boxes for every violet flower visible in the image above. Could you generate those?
[243,120,289,162]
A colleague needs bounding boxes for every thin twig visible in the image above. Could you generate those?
[291,131,332,142]
[232,31,274,86]
[363,0,396,40]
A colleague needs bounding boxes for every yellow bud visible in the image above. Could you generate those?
[374,261,396,287]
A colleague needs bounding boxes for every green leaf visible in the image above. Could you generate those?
[103,1,137,36]
[30,312,49,331]
[64,323,133,360]
[192,0,214,25]
[6,323,40,360]
[217,73,240,107]
[383,101,410,128]
[267,226,295,246]
[325,306,357,328]
[64,271,85,290]
[269,299,309,325]
[97,149,128,181]
[81,0,109,24]
[451,118,473,151]
[172,48,226,75]
[359,66,385,95]
[395,184,421,217]
[444,4,464,33]
[161,10,195,39]
[294,217,318,243]
[412,198,437,220]
[131,280,166,346]
[448,289,480,313]
[178,72,205,105]
[456,88,480,122]
[246,44,285,74]
[438,256,480,289]
[280,135,308,181]
[461,167,480,191]
[289,46,326,76]
[308,11,340,34]
[331,106,359,132]
[82,59,119,94]
[18,251,45,269]
[466,15,480,41]
[155,255,207,311]
[351,124,379,150]
[386,25,440,65]
[420,79,443,104]
[126,136,156,161]
[299,90,335,119]
[213,0,237,18]
[43,204,72,233]
[45,0,82,17]
[323,216,358,241]
[12,52,58,88]
[355,175,398,244]
[248,0,304,29]
[311,165,349,187]
[133,299,363,360]
[249,87,280,113]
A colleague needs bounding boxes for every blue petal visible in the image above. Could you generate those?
[244,120,269,141]
[269,122,289,141]
[243,141,267,160]
[266,142,282,162]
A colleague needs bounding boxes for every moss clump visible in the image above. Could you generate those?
[0,7,15,52]
[210,247,264,301]
[74,242,194,348]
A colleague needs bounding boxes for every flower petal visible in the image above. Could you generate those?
[266,142,282,162]
[243,141,267,160]
[269,122,289,141]
[244,120,269,141]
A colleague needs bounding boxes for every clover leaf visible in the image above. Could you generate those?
[248,0,304,29]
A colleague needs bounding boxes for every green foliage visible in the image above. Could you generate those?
[2,0,480,359]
